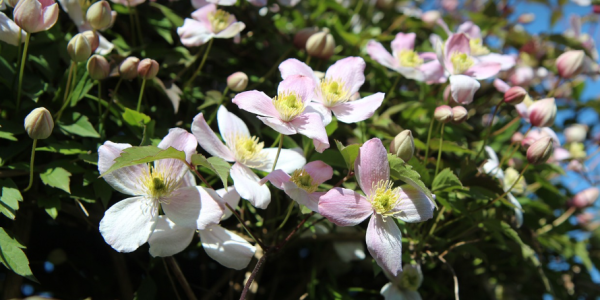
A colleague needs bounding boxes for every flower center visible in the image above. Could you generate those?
[230,134,267,168]
[469,38,490,56]
[368,180,401,217]
[273,91,305,122]
[290,169,318,193]
[398,50,424,68]
[79,0,92,15]
[450,52,474,74]
[399,269,421,291]
[139,165,180,202]
[320,79,351,107]
[208,9,232,33]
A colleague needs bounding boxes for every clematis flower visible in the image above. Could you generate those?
[279,57,385,125]
[192,105,306,209]
[58,0,115,55]
[260,160,333,212]
[13,0,59,33]
[366,33,445,84]
[380,264,423,300]
[0,12,25,46]
[482,146,524,227]
[148,188,257,270]
[456,21,516,71]
[318,138,435,275]
[98,128,224,252]
[177,3,245,47]
[232,75,330,153]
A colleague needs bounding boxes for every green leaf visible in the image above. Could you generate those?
[574,242,593,271]
[325,118,338,136]
[0,179,21,220]
[101,146,187,177]
[37,141,88,155]
[428,139,473,154]
[335,140,360,171]
[58,113,100,138]
[388,154,435,206]
[432,168,463,192]
[191,154,231,188]
[40,167,72,194]
[122,107,151,127]
[0,131,17,141]
[38,197,60,219]
[150,3,184,27]
[0,228,36,282]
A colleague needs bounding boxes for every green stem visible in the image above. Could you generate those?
[12,30,23,88]
[271,133,284,172]
[305,55,312,65]
[207,86,229,125]
[23,139,37,192]
[475,101,504,161]
[423,117,435,166]
[54,61,76,122]
[434,123,445,177]
[97,80,102,119]
[133,7,144,46]
[136,78,147,112]
[16,32,31,111]
[185,39,213,88]
[101,78,122,128]
[536,206,576,235]
[127,0,136,46]
[276,201,295,231]
[384,75,401,101]
[225,203,266,250]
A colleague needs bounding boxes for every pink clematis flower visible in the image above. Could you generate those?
[456,22,516,71]
[279,57,385,125]
[98,128,224,252]
[177,3,245,47]
[261,160,333,212]
[192,106,306,209]
[14,0,59,33]
[366,33,445,84]
[148,188,257,270]
[232,75,330,153]
[318,138,435,275]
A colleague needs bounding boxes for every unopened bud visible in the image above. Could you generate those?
[399,264,423,291]
[87,55,110,80]
[528,98,556,127]
[6,0,19,6]
[504,86,527,105]
[569,187,599,209]
[556,50,585,78]
[67,33,92,63]
[137,58,159,80]
[564,124,588,143]
[434,105,453,123]
[511,132,524,144]
[306,29,335,60]
[526,137,553,165]
[119,57,139,80]
[421,10,441,26]
[389,130,414,162]
[451,106,468,123]
[81,30,100,53]
[594,5,600,14]
[86,1,112,31]
[293,27,319,49]
[517,13,535,24]
[227,72,248,92]
[24,107,54,140]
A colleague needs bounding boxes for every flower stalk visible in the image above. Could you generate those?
[16,32,31,111]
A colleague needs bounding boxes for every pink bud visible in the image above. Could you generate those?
[569,187,600,209]
[451,106,468,123]
[137,58,159,80]
[511,132,524,144]
[14,0,59,33]
[434,105,453,123]
[594,5,600,14]
[517,13,535,24]
[564,124,588,143]
[504,86,527,105]
[576,212,594,226]
[119,57,139,80]
[528,98,556,127]
[227,72,248,92]
[526,136,553,165]
[556,50,585,78]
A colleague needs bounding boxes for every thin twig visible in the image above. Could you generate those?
[240,253,267,300]
[225,203,266,250]
[427,250,459,300]
[163,258,183,300]
[164,256,198,300]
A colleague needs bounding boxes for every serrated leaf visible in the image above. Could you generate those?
[0,179,21,220]
[335,140,360,171]
[40,167,72,194]
[0,228,36,282]
[58,113,100,138]
[101,146,186,177]
[432,168,463,192]
[388,154,435,207]
[191,154,231,188]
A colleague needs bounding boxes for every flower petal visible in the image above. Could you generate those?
[199,225,256,270]
[217,105,251,147]
[444,33,470,74]
[507,193,523,228]
[214,21,245,39]
[449,74,480,105]
[283,182,321,212]
[333,241,366,262]
[289,113,330,152]
[260,169,291,189]
[419,60,447,84]
[325,57,366,95]
[366,40,398,70]
[318,188,373,226]
[464,61,502,80]
[156,128,197,179]
[476,53,515,71]
[256,148,306,173]
[192,112,235,161]
[391,185,435,223]
[232,90,280,118]
[305,102,332,126]
[457,21,481,39]
[257,116,297,135]
[330,92,384,124]
[355,138,390,197]
[391,32,416,54]
[493,78,511,93]
[216,187,240,220]
[162,186,224,230]
[98,141,146,196]
[304,160,333,185]
[148,216,195,257]
[177,18,214,47]
[231,162,271,209]
[99,196,157,252]
[277,75,316,104]
[366,214,403,276]
[279,58,319,83]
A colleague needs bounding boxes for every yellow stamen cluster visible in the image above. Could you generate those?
[139,165,180,201]
[79,0,92,15]
[469,38,490,56]
[208,9,232,33]
[450,52,474,74]
[398,50,424,68]
[320,79,351,107]
[368,180,401,217]
[273,91,305,122]
[230,134,267,168]
[290,169,319,193]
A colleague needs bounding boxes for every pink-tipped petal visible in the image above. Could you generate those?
[449,75,480,105]
[305,102,332,126]
[283,182,321,212]
[330,92,384,123]
[318,188,373,226]
[148,216,195,257]
[279,58,319,83]
[464,61,502,80]
[493,78,511,93]
[325,57,366,95]
[277,75,316,104]
[366,214,403,276]
[391,185,435,223]
[476,53,516,71]
[232,90,280,118]
[231,162,271,209]
[99,196,157,252]
[217,105,251,147]
[366,40,398,70]
[258,148,306,173]
[191,3,216,28]
[355,138,390,197]
[177,18,214,47]
[216,187,240,220]
[260,169,291,189]
[391,32,416,54]
[156,128,197,180]
[289,113,330,152]
[199,225,256,270]
[214,22,245,39]
[457,21,481,39]
[420,60,447,84]
[444,33,471,74]
[304,160,333,185]
[162,186,224,230]
[191,112,236,161]
[98,141,147,196]
[257,116,297,135]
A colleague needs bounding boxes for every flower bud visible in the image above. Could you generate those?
[67,33,92,63]
[511,132,524,144]
[504,86,527,105]
[24,107,54,140]
[7,0,20,7]
[293,27,319,49]
[564,124,588,143]
[227,72,248,92]
[567,160,583,172]
[594,5,600,14]
[556,50,585,78]
[14,0,59,33]
[434,105,453,123]
[81,30,100,53]
[398,264,423,291]
[528,98,556,127]
[526,136,553,165]
[306,29,335,60]
[389,130,414,162]
[118,57,139,80]
[87,55,110,80]
[576,212,594,226]
[569,187,599,209]
[86,1,112,31]
[451,106,468,123]
[421,10,441,26]
[517,13,535,24]
[137,58,159,80]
